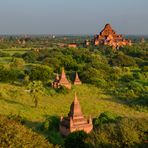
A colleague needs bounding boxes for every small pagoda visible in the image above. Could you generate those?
[51,73,60,88]
[59,67,71,89]
[60,93,93,136]
[74,72,82,85]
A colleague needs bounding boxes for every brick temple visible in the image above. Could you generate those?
[93,24,132,48]
[51,73,60,88]
[60,93,93,136]
[74,72,82,85]
[52,68,71,89]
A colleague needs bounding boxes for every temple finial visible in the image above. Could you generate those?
[56,73,59,80]
[74,92,78,102]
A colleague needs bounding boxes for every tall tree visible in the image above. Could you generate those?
[28,81,44,108]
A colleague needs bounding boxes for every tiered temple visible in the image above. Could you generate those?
[74,72,82,85]
[93,24,132,48]
[52,68,71,89]
[60,93,93,136]
[59,68,71,89]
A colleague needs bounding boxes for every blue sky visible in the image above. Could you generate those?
[0,0,148,35]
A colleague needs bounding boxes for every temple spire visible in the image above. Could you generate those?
[74,72,82,85]
[68,93,83,119]
[60,93,93,136]
[59,67,71,89]
[56,73,59,81]
[74,92,78,103]
[61,67,66,79]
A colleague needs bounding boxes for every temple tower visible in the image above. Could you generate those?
[60,93,93,136]
[59,67,71,89]
[74,72,82,85]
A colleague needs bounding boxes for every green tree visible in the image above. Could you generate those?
[27,65,53,82]
[28,81,44,108]
[64,131,89,148]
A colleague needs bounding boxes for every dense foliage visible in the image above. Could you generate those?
[87,117,148,148]
[0,115,54,148]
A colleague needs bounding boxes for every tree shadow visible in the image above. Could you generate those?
[23,115,64,146]
[0,97,29,107]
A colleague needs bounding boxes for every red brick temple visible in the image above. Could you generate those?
[68,43,77,48]
[74,72,82,85]
[60,93,93,136]
[52,68,71,89]
[94,24,132,48]
[59,68,71,89]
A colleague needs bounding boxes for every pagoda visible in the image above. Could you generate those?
[60,93,93,136]
[51,73,60,88]
[94,24,132,48]
[59,67,71,89]
[74,72,82,85]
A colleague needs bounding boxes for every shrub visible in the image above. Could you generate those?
[93,111,121,127]
[0,115,53,147]
[0,51,10,57]
[26,65,53,82]
[64,131,89,148]
[87,117,148,147]
[22,51,38,63]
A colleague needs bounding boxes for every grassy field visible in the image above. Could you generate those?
[0,83,147,122]
[0,47,31,55]
[0,47,31,64]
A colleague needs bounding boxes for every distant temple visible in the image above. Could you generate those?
[51,73,60,88]
[93,24,132,49]
[68,43,77,48]
[52,68,71,89]
[60,93,93,136]
[141,37,145,43]
[74,72,82,85]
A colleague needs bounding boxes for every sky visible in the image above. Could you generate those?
[0,0,148,35]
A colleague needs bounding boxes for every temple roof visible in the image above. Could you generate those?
[61,67,66,79]
[68,93,83,119]
[59,67,70,84]
[56,73,59,81]
[74,72,81,83]
[100,23,116,36]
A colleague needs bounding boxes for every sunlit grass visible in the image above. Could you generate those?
[0,83,147,122]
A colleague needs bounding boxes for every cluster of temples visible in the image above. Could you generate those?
[60,93,93,136]
[52,69,92,136]
[51,68,82,89]
[93,24,132,48]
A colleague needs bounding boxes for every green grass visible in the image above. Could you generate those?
[0,83,147,122]
[0,47,31,64]
[0,57,13,63]
[0,82,147,146]
[0,47,31,55]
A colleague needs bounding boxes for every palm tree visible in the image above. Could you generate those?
[28,81,44,108]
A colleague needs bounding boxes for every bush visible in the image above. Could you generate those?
[110,52,136,67]
[0,115,53,147]
[22,51,38,63]
[0,51,10,57]
[55,86,69,94]
[87,117,148,147]
[12,52,22,58]
[93,111,121,127]
[26,65,53,82]
[0,65,22,83]
[41,116,63,145]
[64,131,89,148]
